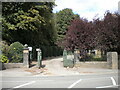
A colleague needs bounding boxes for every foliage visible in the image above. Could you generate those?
[93,11,119,52]
[9,42,24,63]
[32,46,63,59]
[0,41,9,57]
[2,2,56,47]
[0,54,9,63]
[64,18,95,57]
[56,8,80,43]
[62,11,119,57]
[2,2,45,31]
[81,54,107,61]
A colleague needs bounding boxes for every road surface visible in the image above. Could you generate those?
[1,73,119,89]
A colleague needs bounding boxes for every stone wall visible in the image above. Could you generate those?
[4,63,24,69]
[75,61,109,68]
[75,52,119,69]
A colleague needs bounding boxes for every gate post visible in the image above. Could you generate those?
[74,49,80,62]
[63,49,67,67]
[36,48,42,69]
[107,52,118,69]
[63,49,67,61]
[23,44,29,68]
[63,49,74,68]
[28,47,32,66]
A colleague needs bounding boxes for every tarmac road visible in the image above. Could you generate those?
[1,73,119,89]
[1,57,120,89]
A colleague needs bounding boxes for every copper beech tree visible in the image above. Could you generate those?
[62,11,119,55]
[64,18,96,56]
[93,12,119,52]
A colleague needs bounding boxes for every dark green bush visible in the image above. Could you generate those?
[9,42,24,63]
[81,54,107,61]
[32,46,63,60]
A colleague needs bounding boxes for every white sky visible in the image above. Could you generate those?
[53,0,120,21]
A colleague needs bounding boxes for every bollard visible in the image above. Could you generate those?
[23,44,29,68]
[36,48,42,69]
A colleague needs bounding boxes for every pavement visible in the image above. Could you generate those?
[0,57,119,77]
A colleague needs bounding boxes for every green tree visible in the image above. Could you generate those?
[2,2,56,46]
[56,8,80,43]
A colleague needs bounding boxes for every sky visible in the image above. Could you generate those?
[53,0,120,21]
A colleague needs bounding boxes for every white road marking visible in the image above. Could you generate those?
[96,77,118,88]
[110,77,117,85]
[0,81,31,82]
[13,81,36,88]
[1,80,54,82]
[96,85,120,88]
[68,79,82,88]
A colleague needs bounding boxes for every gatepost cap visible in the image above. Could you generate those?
[24,44,28,48]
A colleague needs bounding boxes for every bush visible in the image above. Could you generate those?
[9,42,24,63]
[0,54,9,63]
[0,41,9,57]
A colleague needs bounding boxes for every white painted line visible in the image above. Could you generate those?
[13,81,36,88]
[68,79,82,88]
[110,77,117,85]
[0,81,31,82]
[96,85,120,88]
[1,80,54,82]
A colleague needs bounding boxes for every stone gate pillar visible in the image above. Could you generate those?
[23,44,29,68]
[74,49,80,62]
[107,52,118,69]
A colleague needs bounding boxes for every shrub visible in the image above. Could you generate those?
[9,42,24,63]
[0,54,9,63]
[0,41,9,57]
